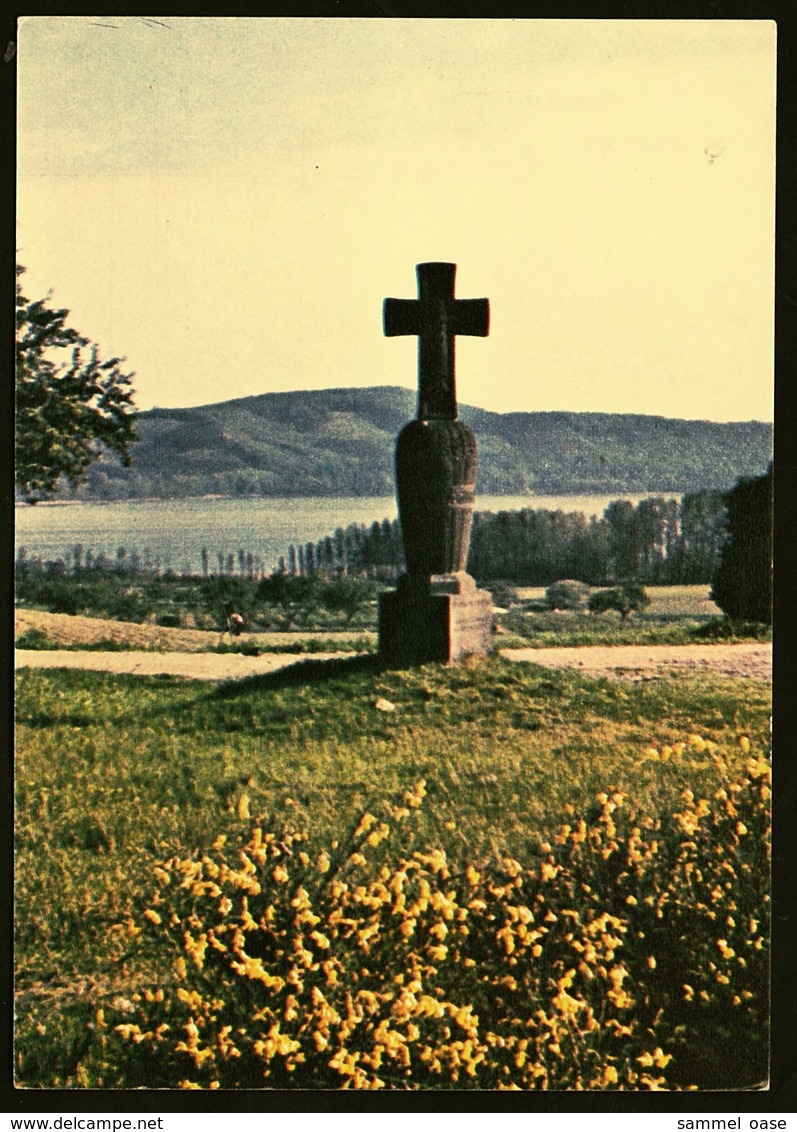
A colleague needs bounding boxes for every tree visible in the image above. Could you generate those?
[15,266,138,502]
[674,490,728,584]
[603,500,637,581]
[710,466,772,624]
[588,584,650,625]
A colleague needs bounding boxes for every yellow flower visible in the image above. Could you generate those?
[405,779,427,808]
[355,812,377,835]
[739,736,751,753]
[272,864,289,884]
[144,908,162,925]
[237,792,251,820]
[602,1065,619,1085]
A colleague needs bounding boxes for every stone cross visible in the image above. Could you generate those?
[383,262,489,421]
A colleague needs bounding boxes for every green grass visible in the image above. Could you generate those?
[14,657,771,1088]
[15,627,141,652]
[496,585,770,647]
[498,613,771,648]
[208,635,374,656]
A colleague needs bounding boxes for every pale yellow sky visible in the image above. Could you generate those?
[16,17,775,421]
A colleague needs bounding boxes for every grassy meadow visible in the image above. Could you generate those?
[496,585,770,648]
[14,644,771,1091]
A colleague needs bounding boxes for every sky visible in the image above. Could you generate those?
[16,17,776,422]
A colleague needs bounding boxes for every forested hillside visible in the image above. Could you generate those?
[48,386,772,501]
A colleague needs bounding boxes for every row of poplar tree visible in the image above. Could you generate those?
[281,489,729,587]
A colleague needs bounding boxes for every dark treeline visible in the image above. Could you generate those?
[283,491,729,587]
[280,519,405,582]
[15,544,271,582]
[468,491,728,585]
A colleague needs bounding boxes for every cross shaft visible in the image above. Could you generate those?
[383,262,489,420]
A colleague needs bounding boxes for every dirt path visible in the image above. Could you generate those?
[14,649,358,681]
[15,642,771,682]
[500,643,772,681]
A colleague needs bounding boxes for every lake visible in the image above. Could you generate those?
[14,492,674,575]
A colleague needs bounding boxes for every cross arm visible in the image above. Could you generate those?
[383,298,421,337]
[449,297,490,338]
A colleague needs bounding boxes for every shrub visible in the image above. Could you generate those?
[99,590,154,623]
[211,640,262,657]
[545,580,591,611]
[486,581,520,610]
[589,584,650,624]
[94,736,769,1091]
[317,578,379,627]
[15,627,56,650]
[38,581,83,616]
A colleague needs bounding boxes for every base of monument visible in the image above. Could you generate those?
[379,573,494,666]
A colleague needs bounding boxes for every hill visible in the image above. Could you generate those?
[58,386,772,501]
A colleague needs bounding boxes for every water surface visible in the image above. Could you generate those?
[15,492,672,574]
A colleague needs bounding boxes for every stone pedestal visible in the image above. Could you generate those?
[379,572,493,667]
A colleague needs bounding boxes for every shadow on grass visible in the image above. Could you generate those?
[209,652,384,699]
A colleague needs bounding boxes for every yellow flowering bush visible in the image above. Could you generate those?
[99,738,769,1091]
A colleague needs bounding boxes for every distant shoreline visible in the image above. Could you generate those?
[15,488,685,510]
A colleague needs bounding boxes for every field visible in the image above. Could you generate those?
[513,585,717,612]
[14,607,375,654]
[14,641,771,1091]
[497,586,770,648]
[15,584,770,656]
